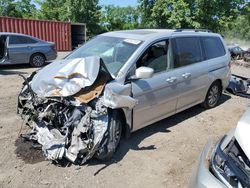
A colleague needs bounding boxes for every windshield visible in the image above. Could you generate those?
[66,36,142,76]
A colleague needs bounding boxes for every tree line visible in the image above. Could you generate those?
[0,0,249,40]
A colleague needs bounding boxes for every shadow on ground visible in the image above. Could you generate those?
[89,93,231,175]
[0,63,50,75]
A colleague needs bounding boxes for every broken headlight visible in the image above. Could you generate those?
[211,136,250,188]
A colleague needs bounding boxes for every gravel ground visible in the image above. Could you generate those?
[0,57,249,188]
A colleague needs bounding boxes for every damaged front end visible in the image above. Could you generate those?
[226,74,250,98]
[17,57,135,165]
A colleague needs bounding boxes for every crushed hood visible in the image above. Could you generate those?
[234,107,250,160]
[31,57,101,97]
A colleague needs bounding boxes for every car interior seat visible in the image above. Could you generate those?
[145,46,167,72]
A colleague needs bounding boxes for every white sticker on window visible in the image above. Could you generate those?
[123,39,141,45]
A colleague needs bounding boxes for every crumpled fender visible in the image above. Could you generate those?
[103,82,138,109]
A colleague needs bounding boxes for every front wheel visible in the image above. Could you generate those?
[202,81,222,109]
[94,110,122,161]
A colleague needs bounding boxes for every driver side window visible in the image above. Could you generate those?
[137,39,172,73]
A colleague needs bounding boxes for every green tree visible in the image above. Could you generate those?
[0,0,36,18]
[38,0,101,36]
[138,0,246,32]
[138,0,155,28]
[151,0,198,28]
[223,1,250,41]
[36,0,67,21]
[101,5,139,31]
[191,0,246,32]
[0,0,22,18]
[66,0,101,36]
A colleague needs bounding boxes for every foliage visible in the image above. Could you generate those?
[191,0,246,32]
[150,0,198,28]
[66,0,102,36]
[0,0,36,18]
[138,0,155,28]
[36,0,66,21]
[0,0,249,40]
[223,2,250,41]
[139,0,246,32]
[101,5,139,31]
[37,0,101,36]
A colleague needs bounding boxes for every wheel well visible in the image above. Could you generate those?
[214,79,222,90]
[204,79,223,100]
[115,109,131,139]
[30,52,46,61]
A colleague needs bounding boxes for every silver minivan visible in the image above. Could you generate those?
[18,29,231,163]
[0,32,57,67]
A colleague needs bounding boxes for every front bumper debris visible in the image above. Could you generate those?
[189,140,227,188]
[17,57,138,165]
[226,74,250,98]
[18,79,110,164]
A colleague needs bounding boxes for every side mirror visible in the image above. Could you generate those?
[135,66,154,79]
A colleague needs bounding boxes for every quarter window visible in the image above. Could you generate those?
[25,37,38,44]
[173,37,202,68]
[202,37,225,59]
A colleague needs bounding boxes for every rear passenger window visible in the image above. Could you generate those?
[173,37,202,68]
[9,36,23,45]
[202,37,225,59]
[9,36,37,45]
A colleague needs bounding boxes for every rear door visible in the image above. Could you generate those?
[171,37,209,112]
[7,35,32,64]
[131,39,179,131]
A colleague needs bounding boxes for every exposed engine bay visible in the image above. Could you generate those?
[17,57,137,165]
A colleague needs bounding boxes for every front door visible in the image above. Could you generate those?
[131,39,179,131]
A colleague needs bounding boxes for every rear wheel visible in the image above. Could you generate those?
[94,110,122,161]
[30,53,45,67]
[202,81,222,109]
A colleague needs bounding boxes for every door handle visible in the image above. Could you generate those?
[182,73,191,79]
[166,77,177,83]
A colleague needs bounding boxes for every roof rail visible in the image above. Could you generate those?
[174,29,212,33]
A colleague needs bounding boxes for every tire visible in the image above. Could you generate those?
[202,81,222,109]
[94,110,122,161]
[30,53,45,67]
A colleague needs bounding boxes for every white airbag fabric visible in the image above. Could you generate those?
[31,57,100,97]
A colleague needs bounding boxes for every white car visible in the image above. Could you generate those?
[190,107,250,188]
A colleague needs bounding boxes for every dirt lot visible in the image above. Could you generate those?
[0,58,249,188]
